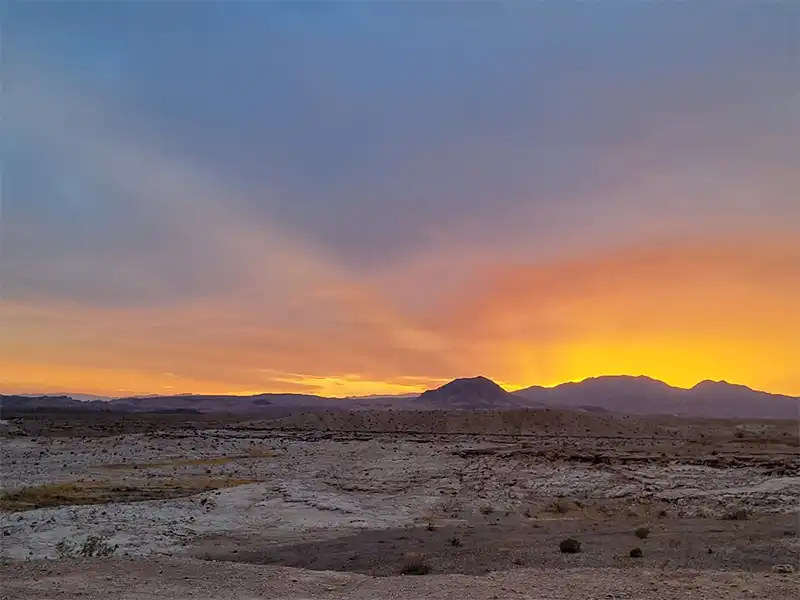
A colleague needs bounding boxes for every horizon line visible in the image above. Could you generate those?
[3,374,796,401]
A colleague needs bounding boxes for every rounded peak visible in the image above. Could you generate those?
[441,375,504,390]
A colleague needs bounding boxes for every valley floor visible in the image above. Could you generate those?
[1,413,798,598]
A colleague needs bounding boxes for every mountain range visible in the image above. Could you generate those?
[2,375,797,420]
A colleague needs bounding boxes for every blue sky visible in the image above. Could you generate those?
[3,2,799,396]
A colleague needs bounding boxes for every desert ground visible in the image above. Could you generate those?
[1,410,798,599]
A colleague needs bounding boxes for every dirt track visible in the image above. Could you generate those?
[2,557,799,600]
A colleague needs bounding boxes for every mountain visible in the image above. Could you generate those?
[515,376,799,419]
[3,376,797,419]
[0,392,341,415]
[518,376,686,414]
[413,376,536,410]
[0,395,91,412]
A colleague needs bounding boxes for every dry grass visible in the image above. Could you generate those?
[101,450,274,471]
[0,478,256,512]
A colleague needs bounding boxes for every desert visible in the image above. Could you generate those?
[2,380,798,599]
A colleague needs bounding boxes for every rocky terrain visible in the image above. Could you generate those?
[1,408,798,599]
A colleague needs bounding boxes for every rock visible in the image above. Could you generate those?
[771,564,795,574]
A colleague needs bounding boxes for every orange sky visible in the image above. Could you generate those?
[3,234,799,398]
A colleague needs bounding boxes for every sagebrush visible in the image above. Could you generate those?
[55,535,118,558]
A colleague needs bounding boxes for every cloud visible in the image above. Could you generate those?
[4,58,466,395]
[4,6,800,397]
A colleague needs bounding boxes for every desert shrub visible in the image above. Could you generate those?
[449,536,462,547]
[559,538,581,554]
[81,535,118,557]
[55,535,118,558]
[400,556,431,575]
[55,538,77,559]
[629,547,643,558]
[635,527,650,539]
[547,500,569,514]
[425,522,436,532]
[722,509,749,521]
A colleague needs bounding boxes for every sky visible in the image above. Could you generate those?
[3,2,799,398]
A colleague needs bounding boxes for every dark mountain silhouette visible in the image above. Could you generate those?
[3,375,797,419]
[0,393,339,415]
[0,395,91,412]
[414,376,535,410]
[515,376,799,419]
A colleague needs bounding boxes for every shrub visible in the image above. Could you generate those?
[81,535,118,558]
[55,535,118,559]
[425,522,436,532]
[55,538,76,559]
[635,527,650,539]
[629,547,643,558]
[722,509,749,521]
[400,556,431,575]
[559,538,581,554]
[449,536,462,547]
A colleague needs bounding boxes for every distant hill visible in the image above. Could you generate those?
[515,376,799,419]
[413,376,536,410]
[14,392,112,402]
[3,375,797,419]
[0,392,342,415]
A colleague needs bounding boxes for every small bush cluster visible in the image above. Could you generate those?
[635,527,650,539]
[400,555,431,575]
[55,535,118,559]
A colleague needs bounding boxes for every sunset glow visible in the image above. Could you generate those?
[4,3,798,398]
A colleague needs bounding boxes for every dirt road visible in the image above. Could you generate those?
[2,557,798,600]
